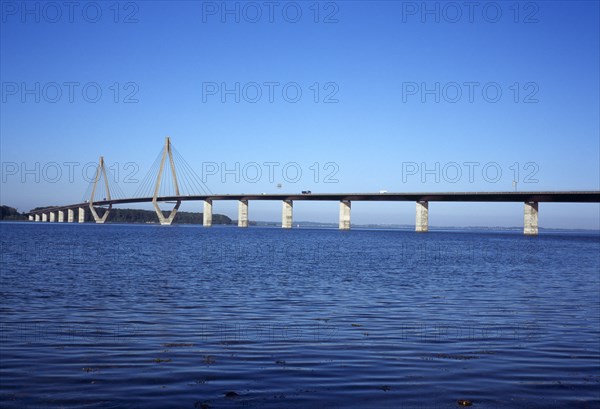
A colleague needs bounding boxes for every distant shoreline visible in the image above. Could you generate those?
[3,204,598,232]
[2,220,598,234]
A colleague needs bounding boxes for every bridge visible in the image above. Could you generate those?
[26,138,600,235]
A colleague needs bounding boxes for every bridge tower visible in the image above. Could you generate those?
[152,136,182,225]
[89,156,112,223]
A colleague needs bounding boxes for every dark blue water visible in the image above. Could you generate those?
[1,222,599,408]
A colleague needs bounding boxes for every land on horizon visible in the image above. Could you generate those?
[3,205,598,232]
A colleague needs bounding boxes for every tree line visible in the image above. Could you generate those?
[0,205,232,225]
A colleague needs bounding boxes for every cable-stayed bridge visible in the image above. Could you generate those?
[26,138,600,235]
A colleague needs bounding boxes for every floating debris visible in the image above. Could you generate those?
[457,399,473,406]
[275,360,286,365]
[203,355,216,365]
[224,391,239,398]
[351,323,362,327]
[379,385,391,392]
[153,358,171,363]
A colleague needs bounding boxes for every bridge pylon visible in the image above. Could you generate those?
[153,136,181,225]
[89,156,112,223]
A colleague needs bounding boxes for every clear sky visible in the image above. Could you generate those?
[1,0,599,228]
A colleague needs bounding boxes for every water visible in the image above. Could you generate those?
[1,222,599,408]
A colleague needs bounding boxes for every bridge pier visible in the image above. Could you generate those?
[28,215,33,221]
[238,200,248,227]
[282,200,293,228]
[416,201,429,232]
[35,214,40,222]
[68,209,74,223]
[90,204,112,224]
[152,200,180,225]
[524,202,538,235]
[91,208,105,223]
[339,200,351,230]
[49,212,56,222]
[203,200,212,227]
[58,210,64,223]
[78,207,85,223]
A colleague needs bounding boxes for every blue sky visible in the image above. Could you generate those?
[1,1,599,228]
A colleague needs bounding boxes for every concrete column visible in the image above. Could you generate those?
[415,201,429,232]
[28,215,33,221]
[78,207,85,223]
[238,199,248,228]
[203,200,213,227]
[42,213,48,222]
[524,202,538,235]
[339,200,351,230]
[152,201,178,225]
[282,200,293,228]
[35,214,40,222]
[58,210,64,222]
[49,212,56,222]
[68,209,74,223]
[90,203,112,224]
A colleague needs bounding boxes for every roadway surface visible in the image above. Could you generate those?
[27,191,600,214]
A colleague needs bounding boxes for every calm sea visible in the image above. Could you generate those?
[1,222,599,408]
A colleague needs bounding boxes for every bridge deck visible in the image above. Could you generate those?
[28,191,600,214]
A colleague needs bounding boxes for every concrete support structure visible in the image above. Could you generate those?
[88,156,112,224]
[524,202,538,235]
[339,200,351,230]
[42,213,48,222]
[49,212,56,222]
[152,137,181,225]
[203,200,213,227]
[415,201,429,232]
[28,215,33,221]
[91,206,111,224]
[78,207,85,223]
[58,210,64,223]
[35,214,40,222]
[154,202,180,225]
[68,209,74,223]
[282,200,293,228]
[238,200,248,227]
